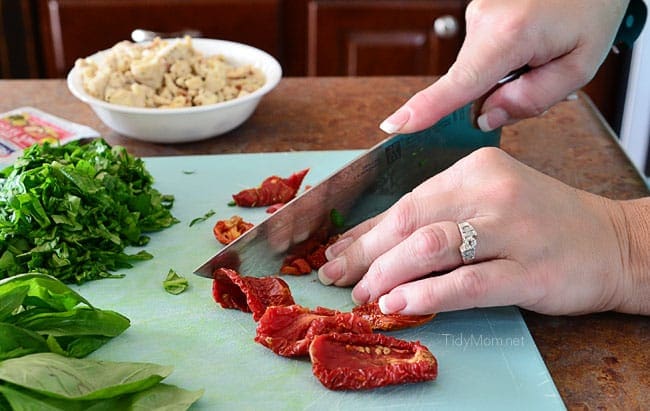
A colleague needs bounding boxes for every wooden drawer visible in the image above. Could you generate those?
[307,0,465,76]
[38,0,281,78]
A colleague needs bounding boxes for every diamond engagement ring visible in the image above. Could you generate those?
[457,221,477,264]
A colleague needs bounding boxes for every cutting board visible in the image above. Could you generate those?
[74,151,565,410]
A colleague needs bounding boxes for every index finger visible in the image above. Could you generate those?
[380,32,527,134]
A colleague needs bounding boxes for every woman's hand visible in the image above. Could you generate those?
[379,0,630,134]
[317,147,650,316]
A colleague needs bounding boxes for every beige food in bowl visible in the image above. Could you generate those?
[75,36,266,109]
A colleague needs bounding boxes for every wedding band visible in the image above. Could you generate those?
[457,221,477,264]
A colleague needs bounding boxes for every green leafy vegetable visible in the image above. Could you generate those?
[329,208,345,228]
[189,209,215,227]
[0,273,130,360]
[227,200,236,207]
[0,382,203,411]
[0,138,179,283]
[163,269,189,295]
[0,353,203,410]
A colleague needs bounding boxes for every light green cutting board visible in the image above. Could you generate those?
[74,151,565,410]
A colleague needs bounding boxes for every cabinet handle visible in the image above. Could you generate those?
[131,29,203,43]
[433,15,459,38]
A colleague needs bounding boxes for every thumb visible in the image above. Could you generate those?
[476,54,594,131]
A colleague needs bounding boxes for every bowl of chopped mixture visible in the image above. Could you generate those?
[67,37,282,143]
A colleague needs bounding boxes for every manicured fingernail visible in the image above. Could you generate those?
[318,258,343,286]
[352,281,370,305]
[379,109,410,134]
[477,107,509,132]
[325,237,353,260]
[378,291,407,314]
[565,92,578,101]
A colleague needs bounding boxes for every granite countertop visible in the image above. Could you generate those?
[1,77,648,408]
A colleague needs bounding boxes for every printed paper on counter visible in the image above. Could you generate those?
[0,107,99,167]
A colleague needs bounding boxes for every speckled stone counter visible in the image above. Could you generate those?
[1,78,648,409]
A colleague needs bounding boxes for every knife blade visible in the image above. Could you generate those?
[194,102,501,278]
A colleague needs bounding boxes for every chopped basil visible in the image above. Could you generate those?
[189,209,215,227]
[0,139,179,284]
[163,269,189,295]
[330,208,345,228]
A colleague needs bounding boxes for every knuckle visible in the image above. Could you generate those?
[456,268,488,302]
[409,225,450,263]
[368,258,390,286]
[563,59,597,88]
[446,62,482,90]
[387,194,419,239]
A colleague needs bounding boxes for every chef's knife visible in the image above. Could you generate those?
[194,102,501,278]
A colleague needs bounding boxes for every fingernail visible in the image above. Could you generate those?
[318,258,343,286]
[379,109,410,134]
[565,92,578,101]
[352,281,370,305]
[325,237,353,260]
[378,291,407,314]
[477,107,509,132]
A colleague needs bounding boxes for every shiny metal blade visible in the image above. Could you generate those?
[194,103,500,278]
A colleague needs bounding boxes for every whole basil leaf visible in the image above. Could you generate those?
[0,383,203,411]
[0,274,129,359]
[0,353,173,401]
[0,323,48,361]
[0,285,28,321]
[0,273,93,312]
[12,308,129,337]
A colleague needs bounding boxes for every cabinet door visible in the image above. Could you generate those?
[307,0,465,76]
[38,0,281,78]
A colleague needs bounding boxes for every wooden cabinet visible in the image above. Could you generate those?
[307,0,465,76]
[37,0,281,78]
[0,0,628,128]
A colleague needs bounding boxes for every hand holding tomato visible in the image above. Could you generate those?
[318,147,650,316]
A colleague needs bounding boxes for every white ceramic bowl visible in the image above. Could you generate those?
[67,38,282,143]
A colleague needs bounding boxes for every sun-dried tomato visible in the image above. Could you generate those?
[212,268,295,321]
[309,332,438,390]
[279,257,312,275]
[255,305,372,357]
[352,301,436,331]
[279,230,339,274]
[232,169,309,207]
[265,203,285,214]
[213,215,254,245]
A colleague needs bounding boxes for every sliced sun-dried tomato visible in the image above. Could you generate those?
[265,203,285,214]
[352,301,436,331]
[279,230,339,274]
[255,304,372,357]
[309,332,438,390]
[213,215,254,245]
[279,257,312,275]
[212,268,295,321]
[232,169,309,207]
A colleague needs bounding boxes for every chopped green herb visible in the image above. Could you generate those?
[189,209,215,227]
[163,269,189,295]
[182,170,196,175]
[330,208,345,228]
[227,200,236,207]
[0,139,179,284]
